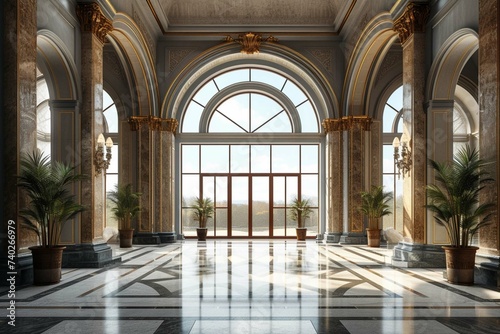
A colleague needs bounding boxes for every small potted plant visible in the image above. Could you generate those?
[17,151,86,285]
[426,145,494,285]
[289,197,313,241]
[191,197,214,241]
[359,185,393,247]
[107,183,141,248]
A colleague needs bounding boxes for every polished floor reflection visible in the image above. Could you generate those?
[1,240,500,333]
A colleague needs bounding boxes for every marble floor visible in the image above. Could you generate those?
[1,240,500,333]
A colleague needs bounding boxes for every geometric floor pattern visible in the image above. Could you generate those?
[1,240,500,333]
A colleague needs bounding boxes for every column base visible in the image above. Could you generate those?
[158,232,177,243]
[133,232,161,245]
[323,232,342,243]
[475,253,500,287]
[339,232,367,245]
[391,242,445,268]
[62,243,121,268]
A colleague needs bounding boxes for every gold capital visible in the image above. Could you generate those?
[161,118,179,133]
[393,2,430,45]
[224,32,278,54]
[128,116,149,131]
[76,2,113,44]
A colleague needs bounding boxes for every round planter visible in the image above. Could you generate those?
[366,228,381,247]
[197,227,208,241]
[296,227,307,241]
[29,246,66,285]
[442,246,478,285]
[119,229,134,248]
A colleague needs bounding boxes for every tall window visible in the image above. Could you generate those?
[382,86,403,231]
[103,90,119,229]
[180,67,321,238]
[36,69,51,157]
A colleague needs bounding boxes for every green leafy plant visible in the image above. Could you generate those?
[359,185,393,229]
[17,151,86,247]
[426,145,495,247]
[107,183,142,230]
[191,197,214,228]
[289,197,313,228]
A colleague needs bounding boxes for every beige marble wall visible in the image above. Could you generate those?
[138,124,153,232]
[3,0,38,250]
[478,0,500,255]
[76,3,112,244]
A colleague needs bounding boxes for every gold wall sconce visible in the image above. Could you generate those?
[393,133,412,179]
[95,133,113,175]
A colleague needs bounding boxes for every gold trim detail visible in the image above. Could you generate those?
[128,116,178,133]
[76,2,113,44]
[224,32,278,54]
[322,116,372,133]
[393,2,430,45]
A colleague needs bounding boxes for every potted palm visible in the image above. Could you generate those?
[359,185,393,247]
[191,197,214,241]
[107,183,141,248]
[426,145,494,285]
[289,197,313,241]
[17,151,85,285]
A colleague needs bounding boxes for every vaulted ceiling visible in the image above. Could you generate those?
[110,0,358,34]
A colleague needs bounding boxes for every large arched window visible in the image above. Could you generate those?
[382,86,403,232]
[180,67,321,239]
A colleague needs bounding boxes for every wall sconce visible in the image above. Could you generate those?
[95,133,113,175]
[393,133,412,179]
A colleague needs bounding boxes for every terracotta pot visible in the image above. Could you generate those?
[119,229,134,248]
[366,228,381,247]
[29,246,66,285]
[442,246,478,285]
[197,227,208,241]
[296,227,307,241]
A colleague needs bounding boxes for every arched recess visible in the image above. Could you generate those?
[108,13,159,116]
[343,13,399,116]
[427,28,478,101]
[161,42,339,122]
[36,30,79,101]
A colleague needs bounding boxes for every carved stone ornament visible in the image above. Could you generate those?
[393,2,430,45]
[76,2,113,44]
[128,116,149,131]
[225,32,278,54]
[322,116,372,133]
[161,118,179,133]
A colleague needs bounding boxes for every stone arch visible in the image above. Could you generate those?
[427,28,478,100]
[107,13,159,117]
[161,41,339,123]
[343,13,399,117]
[36,30,79,101]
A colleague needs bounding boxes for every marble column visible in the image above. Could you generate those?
[1,0,37,285]
[391,3,445,269]
[158,118,178,243]
[477,0,500,287]
[128,116,160,244]
[393,2,430,244]
[322,119,343,243]
[62,3,116,268]
[341,116,372,244]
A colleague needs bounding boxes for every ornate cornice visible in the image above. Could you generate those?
[76,2,113,44]
[322,116,372,133]
[393,2,430,45]
[224,32,278,54]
